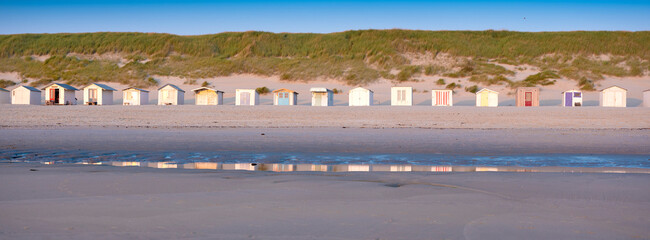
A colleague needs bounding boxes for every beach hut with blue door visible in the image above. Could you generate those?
[273,88,298,105]
[562,90,582,107]
[310,88,333,106]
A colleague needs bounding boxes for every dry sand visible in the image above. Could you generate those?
[0,163,648,240]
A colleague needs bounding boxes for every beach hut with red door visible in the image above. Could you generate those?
[431,89,452,106]
[42,83,79,105]
[515,87,539,107]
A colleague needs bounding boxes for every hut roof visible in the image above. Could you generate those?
[0,87,8,92]
[431,89,452,92]
[516,87,539,90]
[158,84,185,92]
[350,87,373,93]
[602,85,627,92]
[41,83,79,91]
[562,89,581,94]
[310,87,332,93]
[17,85,41,92]
[123,87,149,92]
[272,88,298,94]
[84,83,117,91]
[476,88,498,94]
[192,87,224,93]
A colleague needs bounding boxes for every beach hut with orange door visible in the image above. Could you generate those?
[11,86,41,105]
[235,89,259,106]
[391,87,413,106]
[42,83,79,105]
[562,90,582,107]
[310,88,333,106]
[475,88,498,107]
[273,88,298,105]
[644,90,650,107]
[0,88,10,104]
[431,89,453,106]
[515,87,539,107]
[192,87,223,105]
[123,87,149,105]
[600,86,627,107]
[83,83,116,105]
[158,84,185,105]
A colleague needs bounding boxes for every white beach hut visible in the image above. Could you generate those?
[193,87,224,105]
[83,83,116,105]
[310,88,334,106]
[562,90,583,107]
[431,89,453,106]
[644,90,650,107]
[348,87,373,106]
[158,84,185,105]
[123,87,149,105]
[0,88,10,104]
[235,89,259,106]
[600,86,627,107]
[476,88,499,107]
[391,87,413,106]
[42,83,79,105]
[272,88,298,105]
[11,86,41,105]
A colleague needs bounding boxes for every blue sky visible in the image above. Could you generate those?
[1,0,648,35]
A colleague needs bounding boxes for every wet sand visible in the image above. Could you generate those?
[0,163,648,240]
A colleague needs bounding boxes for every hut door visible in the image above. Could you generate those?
[279,92,289,105]
[50,88,60,104]
[565,92,572,106]
[524,92,532,106]
[88,89,97,105]
[207,92,216,105]
[240,92,250,105]
[314,93,322,106]
[481,92,489,106]
[615,92,623,106]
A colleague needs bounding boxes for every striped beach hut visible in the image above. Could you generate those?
[11,86,41,105]
[83,83,116,105]
[600,86,626,107]
[431,89,452,106]
[273,88,298,105]
[43,83,79,105]
[349,87,373,106]
[158,84,185,105]
[562,90,582,107]
[391,87,413,106]
[193,87,224,105]
[235,89,259,106]
[310,88,333,106]
[476,88,498,107]
[0,88,10,104]
[515,87,539,107]
[123,87,149,105]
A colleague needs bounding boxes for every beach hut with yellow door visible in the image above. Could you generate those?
[83,83,116,105]
[158,84,185,105]
[600,86,626,107]
[391,87,413,106]
[273,88,298,105]
[476,88,498,107]
[235,89,259,106]
[515,87,539,107]
[11,86,41,105]
[123,87,149,105]
[193,87,224,105]
[0,88,10,104]
[43,83,79,105]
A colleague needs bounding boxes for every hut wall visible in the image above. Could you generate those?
[349,88,373,106]
[644,91,650,107]
[515,88,539,107]
[431,90,453,106]
[391,87,412,106]
[0,90,10,104]
[600,88,626,107]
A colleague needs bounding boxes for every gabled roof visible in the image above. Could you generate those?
[84,83,117,91]
[350,87,373,93]
[158,84,185,92]
[310,87,332,93]
[601,85,627,92]
[123,87,149,92]
[41,83,79,91]
[476,88,498,94]
[192,87,224,93]
[272,88,298,94]
[0,87,8,92]
[562,89,581,93]
[16,85,41,92]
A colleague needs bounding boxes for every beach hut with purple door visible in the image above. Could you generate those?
[562,90,582,107]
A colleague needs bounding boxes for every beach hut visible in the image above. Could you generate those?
[193,87,224,105]
[348,87,373,106]
[475,88,498,107]
[310,88,334,106]
[83,83,116,105]
[158,84,185,105]
[562,90,583,107]
[515,87,539,107]
[431,89,453,106]
[600,86,627,107]
[122,87,149,105]
[644,90,650,107]
[235,89,259,106]
[0,88,10,104]
[11,86,41,105]
[391,87,413,106]
[272,88,298,105]
[42,83,79,105]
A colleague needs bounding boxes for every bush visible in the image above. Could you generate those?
[201,81,210,87]
[436,78,446,85]
[256,86,271,95]
[446,82,460,90]
[578,77,596,91]
[396,65,422,82]
[332,88,343,94]
[465,85,479,93]
[0,79,16,88]
[146,77,158,86]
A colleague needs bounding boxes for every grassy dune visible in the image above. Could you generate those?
[0,30,648,88]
